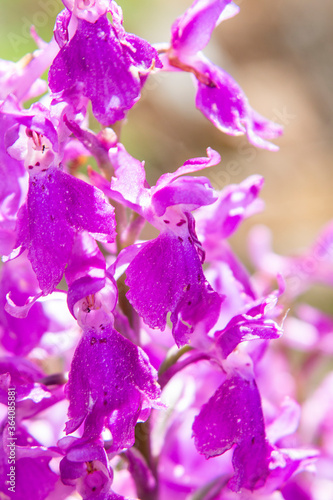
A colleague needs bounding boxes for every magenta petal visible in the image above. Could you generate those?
[196,61,248,132]
[155,147,220,189]
[4,102,59,154]
[67,440,108,465]
[60,457,85,486]
[49,16,144,125]
[53,8,70,49]
[195,59,282,150]
[171,0,233,56]
[152,176,216,217]
[123,33,162,71]
[215,298,283,359]
[108,146,220,216]
[250,108,285,141]
[65,233,106,286]
[65,324,160,451]
[171,282,223,347]
[60,437,112,497]
[267,446,318,495]
[192,373,269,491]
[14,167,115,294]
[126,233,206,330]
[13,196,66,290]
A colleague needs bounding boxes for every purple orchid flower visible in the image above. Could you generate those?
[3,105,116,295]
[148,358,231,499]
[215,292,284,360]
[62,231,161,451]
[95,144,224,345]
[192,353,270,491]
[65,322,161,450]
[59,434,116,499]
[49,3,162,125]
[160,0,282,150]
[13,166,116,295]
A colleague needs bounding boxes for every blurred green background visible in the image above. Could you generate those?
[1,0,333,310]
